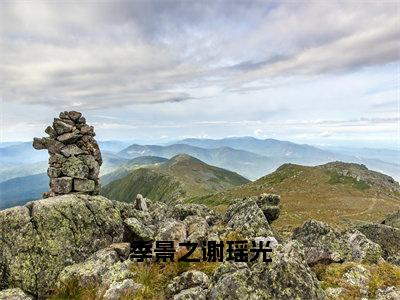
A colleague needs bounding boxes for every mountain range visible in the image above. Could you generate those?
[1,137,399,209]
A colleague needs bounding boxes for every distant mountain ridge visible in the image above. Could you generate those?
[0,173,48,209]
[176,136,334,159]
[100,156,168,185]
[102,154,250,203]
[118,138,400,180]
[118,143,276,179]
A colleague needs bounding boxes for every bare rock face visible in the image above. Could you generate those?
[292,220,382,265]
[0,194,124,298]
[32,111,102,197]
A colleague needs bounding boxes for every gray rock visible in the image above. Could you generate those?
[62,156,89,179]
[342,264,371,298]
[68,111,82,121]
[32,137,47,150]
[356,223,400,265]
[174,287,207,300]
[33,137,65,154]
[208,262,253,300]
[168,203,218,225]
[343,264,371,286]
[113,201,146,220]
[184,215,208,243]
[324,287,345,299]
[156,219,187,247]
[78,116,86,124]
[80,125,94,135]
[135,194,148,211]
[124,217,154,241]
[253,236,279,250]
[209,241,325,299]
[74,178,95,192]
[376,286,400,300]
[57,246,135,297]
[224,197,274,239]
[57,130,82,144]
[342,229,382,263]
[103,279,142,300]
[0,288,32,300]
[78,155,100,180]
[109,243,131,260]
[60,144,85,157]
[49,154,66,167]
[47,140,65,155]
[0,195,124,298]
[292,220,382,265]
[50,177,73,194]
[45,126,57,138]
[381,210,400,229]
[167,270,210,295]
[256,193,281,223]
[47,167,61,178]
[78,154,97,169]
[59,111,70,120]
[53,120,74,135]
[57,247,121,290]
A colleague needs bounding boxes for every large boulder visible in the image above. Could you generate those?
[102,279,142,300]
[223,197,274,239]
[124,217,155,241]
[381,210,400,229]
[166,203,218,225]
[0,194,125,298]
[56,245,139,298]
[0,288,32,300]
[208,241,325,299]
[184,215,209,243]
[135,194,148,211]
[167,270,210,298]
[156,219,187,248]
[356,223,400,265]
[292,220,382,265]
[255,193,281,223]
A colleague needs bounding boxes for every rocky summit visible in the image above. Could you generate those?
[32,111,102,197]
[1,192,399,299]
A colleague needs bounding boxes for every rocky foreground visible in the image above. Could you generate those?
[0,193,399,299]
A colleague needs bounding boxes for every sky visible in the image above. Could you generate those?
[0,0,399,148]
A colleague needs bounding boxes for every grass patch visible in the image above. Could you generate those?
[327,171,370,191]
[131,248,220,300]
[49,278,97,300]
[312,262,400,299]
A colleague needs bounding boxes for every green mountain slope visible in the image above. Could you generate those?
[188,161,400,233]
[101,154,250,203]
[100,156,168,185]
[101,168,184,203]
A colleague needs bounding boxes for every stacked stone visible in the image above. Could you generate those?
[33,111,102,197]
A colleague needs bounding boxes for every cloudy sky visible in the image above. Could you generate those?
[1,1,399,148]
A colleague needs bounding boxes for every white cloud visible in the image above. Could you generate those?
[0,1,398,147]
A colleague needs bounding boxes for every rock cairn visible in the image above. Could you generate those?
[33,111,102,197]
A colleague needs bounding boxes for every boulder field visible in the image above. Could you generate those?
[0,193,399,299]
